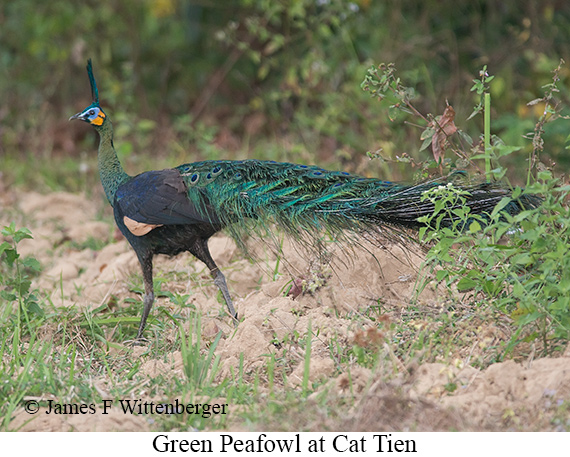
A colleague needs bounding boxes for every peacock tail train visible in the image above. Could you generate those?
[173,159,539,246]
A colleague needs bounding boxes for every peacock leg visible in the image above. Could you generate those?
[189,238,238,321]
[211,267,237,320]
[136,254,155,340]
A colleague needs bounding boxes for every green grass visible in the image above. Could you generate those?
[0,290,340,432]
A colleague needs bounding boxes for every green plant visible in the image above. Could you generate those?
[363,61,570,356]
[468,65,494,178]
[418,173,570,354]
[0,223,44,336]
[361,62,475,178]
[412,64,570,355]
[179,314,223,389]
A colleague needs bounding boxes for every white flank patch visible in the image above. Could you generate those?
[123,216,162,236]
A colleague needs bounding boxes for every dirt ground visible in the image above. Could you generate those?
[3,189,570,432]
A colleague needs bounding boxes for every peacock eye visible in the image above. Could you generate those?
[89,110,95,116]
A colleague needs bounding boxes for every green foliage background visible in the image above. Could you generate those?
[1,0,569,184]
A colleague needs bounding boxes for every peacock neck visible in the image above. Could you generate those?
[96,118,130,205]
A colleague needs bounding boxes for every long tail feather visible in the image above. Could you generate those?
[176,160,540,246]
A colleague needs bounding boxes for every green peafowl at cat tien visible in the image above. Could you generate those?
[70,60,539,341]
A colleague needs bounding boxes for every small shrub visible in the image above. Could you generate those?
[0,223,44,333]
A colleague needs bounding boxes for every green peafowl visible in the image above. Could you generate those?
[70,60,539,340]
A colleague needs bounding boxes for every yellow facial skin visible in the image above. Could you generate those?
[91,110,106,126]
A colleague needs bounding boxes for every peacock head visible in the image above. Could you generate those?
[69,103,106,126]
[69,103,106,127]
[69,59,107,127]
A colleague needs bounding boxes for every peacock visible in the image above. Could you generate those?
[70,60,538,340]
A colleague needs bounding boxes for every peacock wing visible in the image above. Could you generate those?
[115,169,220,235]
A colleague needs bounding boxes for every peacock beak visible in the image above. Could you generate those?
[69,112,83,121]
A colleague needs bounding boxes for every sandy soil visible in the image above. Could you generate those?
[2,189,570,432]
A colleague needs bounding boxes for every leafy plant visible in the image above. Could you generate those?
[361,63,476,178]
[0,223,44,335]
[402,63,570,355]
[417,172,570,354]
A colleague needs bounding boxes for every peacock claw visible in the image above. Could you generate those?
[124,337,150,347]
